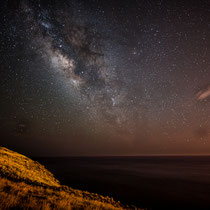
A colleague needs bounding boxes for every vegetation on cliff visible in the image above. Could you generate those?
[0,147,126,209]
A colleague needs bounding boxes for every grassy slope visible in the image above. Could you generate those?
[0,147,127,209]
[0,147,60,187]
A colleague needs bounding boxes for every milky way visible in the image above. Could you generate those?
[21,0,137,138]
[0,0,210,155]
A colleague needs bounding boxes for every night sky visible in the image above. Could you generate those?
[0,0,210,156]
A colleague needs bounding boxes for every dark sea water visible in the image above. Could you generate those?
[34,156,210,209]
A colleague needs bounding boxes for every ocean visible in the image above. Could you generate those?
[34,156,210,209]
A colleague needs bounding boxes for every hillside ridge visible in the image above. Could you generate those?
[0,147,128,209]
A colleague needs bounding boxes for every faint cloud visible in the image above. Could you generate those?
[194,126,209,140]
[14,119,31,136]
[196,85,210,101]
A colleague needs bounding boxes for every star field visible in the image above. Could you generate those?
[0,0,210,155]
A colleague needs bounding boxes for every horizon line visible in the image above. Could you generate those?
[32,153,210,158]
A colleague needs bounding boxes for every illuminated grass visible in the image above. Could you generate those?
[0,147,60,187]
[0,177,124,209]
[0,147,128,209]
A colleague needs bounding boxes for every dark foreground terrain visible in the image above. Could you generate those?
[35,156,210,210]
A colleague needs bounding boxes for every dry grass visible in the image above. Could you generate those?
[0,147,128,209]
[0,177,124,209]
[0,147,60,187]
